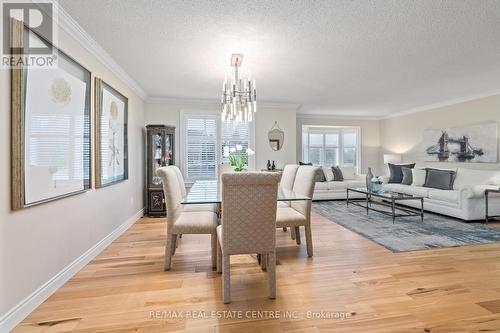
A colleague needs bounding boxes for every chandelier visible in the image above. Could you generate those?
[221,54,257,123]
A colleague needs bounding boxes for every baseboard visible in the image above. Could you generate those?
[0,208,144,333]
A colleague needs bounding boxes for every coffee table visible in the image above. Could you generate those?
[347,187,424,223]
[485,189,500,223]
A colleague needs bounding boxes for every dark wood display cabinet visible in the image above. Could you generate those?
[145,125,175,217]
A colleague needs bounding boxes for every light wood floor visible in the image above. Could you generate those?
[14,212,500,333]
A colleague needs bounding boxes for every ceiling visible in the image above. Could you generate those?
[59,0,500,117]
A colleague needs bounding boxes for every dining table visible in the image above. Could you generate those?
[181,180,311,205]
[181,179,311,264]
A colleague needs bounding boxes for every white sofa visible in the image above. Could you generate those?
[383,167,500,221]
[313,166,366,200]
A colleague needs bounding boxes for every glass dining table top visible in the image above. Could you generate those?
[182,180,311,204]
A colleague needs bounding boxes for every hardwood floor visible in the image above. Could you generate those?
[14,213,500,333]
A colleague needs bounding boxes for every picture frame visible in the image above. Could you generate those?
[94,78,128,188]
[11,19,92,210]
[423,122,498,163]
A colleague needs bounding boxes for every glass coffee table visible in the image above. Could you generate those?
[347,187,424,223]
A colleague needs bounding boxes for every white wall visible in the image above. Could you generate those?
[0,28,145,329]
[296,116,382,175]
[380,94,500,172]
[145,101,297,173]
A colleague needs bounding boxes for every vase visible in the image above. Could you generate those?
[371,176,382,193]
[366,167,373,191]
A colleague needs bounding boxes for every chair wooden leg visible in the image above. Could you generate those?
[290,227,296,240]
[261,253,267,271]
[171,235,177,255]
[223,254,231,303]
[164,233,174,271]
[294,226,301,245]
[211,233,217,268]
[268,252,276,299]
[305,222,313,257]
[216,239,222,273]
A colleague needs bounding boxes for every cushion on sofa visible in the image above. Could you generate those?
[340,166,356,180]
[428,189,460,205]
[384,183,431,197]
[388,163,416,183]
[411,168,426,186]
[453,168,500,189]
[424,168,456,190]
[401,167,413,185]
[332,166,344,181]
[329,179,365,191]
[314,182,329,191]
[322,166,334,181]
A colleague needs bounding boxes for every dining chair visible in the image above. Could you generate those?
[277,164,300,237]
[277,164,299,208]
[156,166,218,270]
[170,165,218,213]
[276,165,318,257]
[216,172,280,303]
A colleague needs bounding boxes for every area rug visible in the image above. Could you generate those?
[313,200,500,252]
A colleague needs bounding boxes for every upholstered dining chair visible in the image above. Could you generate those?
[277,164,300,237]
[156,166,218,270]
[276,165,318,257]
[216,172,280,303]
[277,164,299,208]
[170,165,218,213]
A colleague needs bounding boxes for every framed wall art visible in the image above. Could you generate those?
[11,19,91,210]
[94,78,128,188]
[423,122,498,163]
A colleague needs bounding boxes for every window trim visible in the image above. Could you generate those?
[180,110,255,181]
[301,125,362,173]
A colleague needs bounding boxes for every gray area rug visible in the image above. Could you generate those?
[313,200,500,252]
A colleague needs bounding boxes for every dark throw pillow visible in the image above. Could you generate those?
[299,162,325,182]
[401,167,413,185]
[315,168,326,182]
[388,163,416,183]
[424,168,456,190]
[332,166,344,181]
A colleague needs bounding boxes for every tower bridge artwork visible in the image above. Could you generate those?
[423,123,498,163]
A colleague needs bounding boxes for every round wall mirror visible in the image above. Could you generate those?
[268,122,284,151]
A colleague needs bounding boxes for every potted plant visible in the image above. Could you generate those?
[223,145,255,172]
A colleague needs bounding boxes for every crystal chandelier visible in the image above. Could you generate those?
[221,54,257,123]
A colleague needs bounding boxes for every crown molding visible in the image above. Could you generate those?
[381,89,500,120]
[56,3,148,100]
[296,113,381,121]
[147,97,301,110]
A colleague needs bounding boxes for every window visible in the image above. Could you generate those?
[220,119,249,164]
[184,115,218,180]
[302,126,360,170]
[182,112,251,180]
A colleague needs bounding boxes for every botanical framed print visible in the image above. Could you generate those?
[11,20,91,210]
[94,78,128,188]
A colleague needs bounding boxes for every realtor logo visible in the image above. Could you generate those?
[1,0,58,68]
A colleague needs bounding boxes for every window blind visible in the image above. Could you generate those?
[185,116,218,180]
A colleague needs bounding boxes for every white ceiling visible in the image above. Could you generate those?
[59,0,500,117]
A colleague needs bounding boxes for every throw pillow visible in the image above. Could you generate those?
[401,167,413,185]
[322,166,334,182]
[299,162,325,181]
[332,166,344,181]
[388,163,416,183]
[315,168,326,182]
[411,168,426,186]
[424,168,456,190]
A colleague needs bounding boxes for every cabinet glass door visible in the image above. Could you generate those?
[151,133,163,186]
